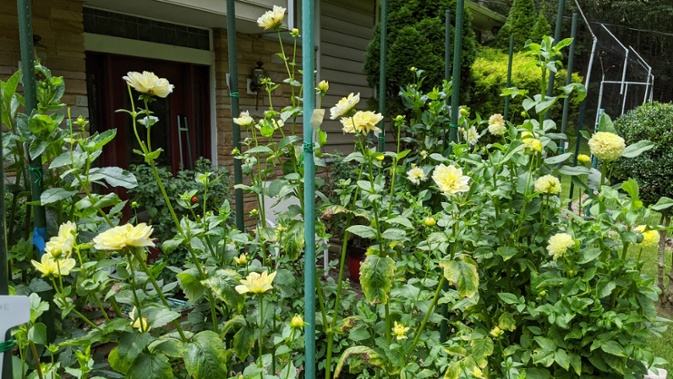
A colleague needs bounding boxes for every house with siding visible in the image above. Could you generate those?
[1,0,377,176]
[1,1,503,218]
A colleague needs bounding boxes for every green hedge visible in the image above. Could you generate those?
[611,102,673,210]
[470,47,583,123]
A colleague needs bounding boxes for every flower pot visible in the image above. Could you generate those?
[346,245,367,283]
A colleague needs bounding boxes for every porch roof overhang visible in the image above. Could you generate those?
[467,1,506,35]
[84,0,289,33]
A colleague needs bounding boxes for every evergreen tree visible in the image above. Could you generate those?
[529,11,552,44]
[364,0,478,116]
[495,0,536,49]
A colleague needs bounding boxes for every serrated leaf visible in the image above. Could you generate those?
[334,346,385,378]
[201,269,244,312]
[177,269,206,302]
[621,140,654,158]
[233,325,255,360]
[652,197,673,211]
[558,165,590,176]
[359,255,395,304]
[184,331,228,379]
[92,166,138,189]
[41,188,77,205]
[128,351,173,379]
[440,257,479,298]
[498,312,517,331]
[471,337,494,367]
[544,152,571,165]
[346,225,377,240]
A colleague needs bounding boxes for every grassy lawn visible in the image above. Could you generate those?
[557,138,673,368]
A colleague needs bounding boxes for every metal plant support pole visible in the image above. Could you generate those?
[448,0,464,146]
[226,0,245,231]
[377,0,387,152]
[558,13,578,153]
[444,10,450,82]
[302,0,316,378]
[17,0,46,250]
[546,0,565,98]
[0,87,9,379]
[504,35,514,120]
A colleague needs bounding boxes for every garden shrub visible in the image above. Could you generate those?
[495,0,537,50]
[365,0,478,116]
[128,157,231,245]
[611,102,673,209]
[471,47,583,122]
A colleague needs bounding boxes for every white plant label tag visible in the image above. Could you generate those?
[0,295,31,375]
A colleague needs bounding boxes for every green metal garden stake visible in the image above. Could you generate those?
[378,0,387,152]
[546,0,566,98]
[0,86,10,379]
[448,0,464,147]
[558,13,578,153]
[227,0,245,231]
[504,35,514,120]
[17,0,47,253]
[444,10,451,82]
[302,1,317,378]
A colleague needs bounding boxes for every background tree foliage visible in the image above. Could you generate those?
[488,0,673,104]
[364,0,478,116]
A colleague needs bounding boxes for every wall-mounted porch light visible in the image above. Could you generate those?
[248,61,265,109]
[33,35,47,64]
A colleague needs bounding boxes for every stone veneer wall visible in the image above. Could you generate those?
[0,0,88,118]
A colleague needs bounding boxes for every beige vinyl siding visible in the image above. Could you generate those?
[320,0,376,154]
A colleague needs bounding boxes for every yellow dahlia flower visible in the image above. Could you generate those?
[330,93,360,119]
[635,225,660,248]
[130,307,151,332]
[534,175,561,195]
[31,254,76,278]
[317,80,329,93]
[235,271,276,295]
[343,111,383,135]
[93,223,155,251]
[588,131,625,161]
[233,254,248,265]
[123,71,174,98]
[577,154,591,164]
[392,321,410,340]
[462,126,480,146]
[291,315,305,329]
[488,113,507,136]
[547,233,574,260]
[45,221,77,259]
[233,111,255,127]
[257,5,286,30]
[407,167,427,185]
[432,164,470,197]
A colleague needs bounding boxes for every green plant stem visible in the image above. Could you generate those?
[386,122,403,216]
[130,249,188,340]
[324,218,353,379]
[71,308,102,331]
[360,140,384,248]
[283,328,297,379]
[125,253,146,330]
[314,273,329,334]
[384,302,391,345]
[258,294,265,368]
[92,295,110,322]
[110,297,124,318]
[514,154,536,242]
[29,341,44,379]
[404,276,446,362]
